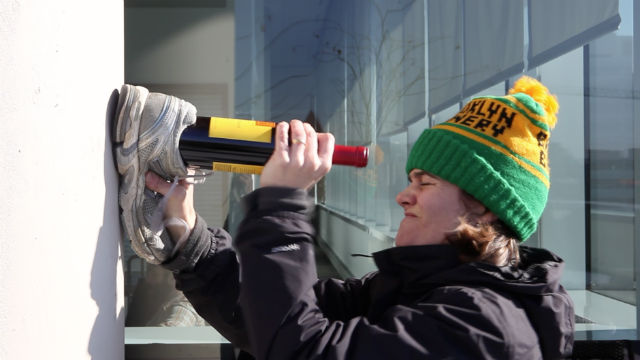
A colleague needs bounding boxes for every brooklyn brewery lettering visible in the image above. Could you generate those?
[451,99,516,138]
[448,98,549,168]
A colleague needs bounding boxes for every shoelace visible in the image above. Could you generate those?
[182,169,213,184]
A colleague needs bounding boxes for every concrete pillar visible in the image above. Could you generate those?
[0,0,125,359]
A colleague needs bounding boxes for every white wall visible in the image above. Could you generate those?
[0,1,124,359]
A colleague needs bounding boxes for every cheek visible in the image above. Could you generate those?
[420,213,454,240]
[421,196,466,228]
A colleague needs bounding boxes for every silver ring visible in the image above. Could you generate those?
[291,138,306,146]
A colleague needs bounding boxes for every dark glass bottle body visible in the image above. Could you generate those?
[179,117,368,174]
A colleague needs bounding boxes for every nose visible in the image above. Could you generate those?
[395,184,415,208]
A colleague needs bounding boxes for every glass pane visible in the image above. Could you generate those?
[126,263,207,328]
[123,0,236,351]
[581,2,637,338]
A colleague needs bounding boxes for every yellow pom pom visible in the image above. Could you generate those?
[509,76,559,129]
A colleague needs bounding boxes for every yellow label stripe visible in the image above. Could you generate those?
[209,117,274,144]
[436,124,550,187]
[212,162,264,174]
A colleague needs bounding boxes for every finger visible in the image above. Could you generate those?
[179,178,194,198]
[179,168,197,190]
[145,171,173,195]
[304,123,318,163]
[317,133,335,169]
[273,121,290,163]
[274,121,289,152]
[289,119,306,165]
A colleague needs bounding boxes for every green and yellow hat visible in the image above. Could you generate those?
[406,76,559,241]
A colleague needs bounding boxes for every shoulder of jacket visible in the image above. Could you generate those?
[424,284,521,312]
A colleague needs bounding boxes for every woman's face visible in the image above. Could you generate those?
[394,169,470,247]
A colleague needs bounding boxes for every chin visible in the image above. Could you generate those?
[395,225,422,246]
[395,231,446,247]
[394,234,412,247]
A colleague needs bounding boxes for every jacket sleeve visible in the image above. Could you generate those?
[234,187,520,360]
[161,214,250,351]
[312,276,374,321]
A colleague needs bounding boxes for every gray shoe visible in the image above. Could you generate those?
[113,84,196,264]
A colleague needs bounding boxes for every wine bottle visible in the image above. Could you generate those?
[179,117,369,174]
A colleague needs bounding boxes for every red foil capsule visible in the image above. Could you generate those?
[333,145,369,168]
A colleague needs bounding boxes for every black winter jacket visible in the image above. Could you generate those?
[163,187,575,360]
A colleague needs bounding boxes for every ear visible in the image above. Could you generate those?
[461,192,498,223]
[477,210,498,224]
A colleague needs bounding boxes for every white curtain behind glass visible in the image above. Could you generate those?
[428,0,463,114]
[428,0,523,114]
[428,0,620,114]
[463,0,523,98]
[528,0,621,68]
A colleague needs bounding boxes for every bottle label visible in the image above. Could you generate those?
[209,117,275,143]
[212,162,264,174]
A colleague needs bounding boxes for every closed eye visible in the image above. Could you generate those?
[406,178,435,186]
[408,170,438,186]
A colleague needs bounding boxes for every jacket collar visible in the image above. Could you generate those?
[372,244,574,358]
[371,244,566,294]
[373,244,461,289]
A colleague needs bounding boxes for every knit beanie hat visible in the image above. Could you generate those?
[406,76,559,241]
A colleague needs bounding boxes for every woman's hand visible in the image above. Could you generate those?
[145,171,197,242]
[259,119,335,190]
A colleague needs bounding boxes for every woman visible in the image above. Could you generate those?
[136,77,574,359]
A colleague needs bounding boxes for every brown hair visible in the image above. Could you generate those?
[446,219,520,266]
[446,191,520,266]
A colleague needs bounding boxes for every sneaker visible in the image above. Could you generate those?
[113,84,196,264]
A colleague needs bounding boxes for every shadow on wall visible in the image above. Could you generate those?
[88,88,126,359]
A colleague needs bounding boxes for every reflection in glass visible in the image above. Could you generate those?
[126,263,207,327]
